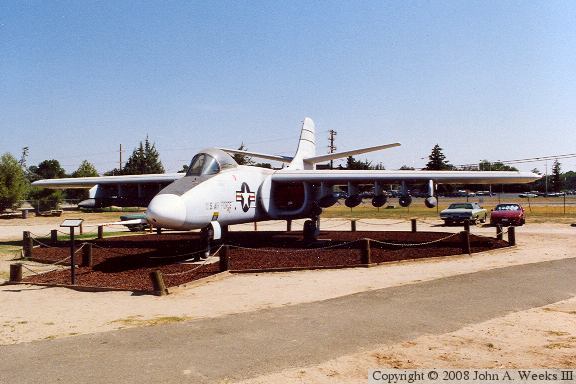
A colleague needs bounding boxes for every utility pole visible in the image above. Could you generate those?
[328,130,337,169]
[119,144,124,172]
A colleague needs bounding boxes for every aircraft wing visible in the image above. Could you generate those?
[271,170,540,185]
[32,173,185,189]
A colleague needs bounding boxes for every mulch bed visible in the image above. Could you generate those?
[22,231,508,293]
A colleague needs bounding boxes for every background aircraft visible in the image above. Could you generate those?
[33,117,539,241]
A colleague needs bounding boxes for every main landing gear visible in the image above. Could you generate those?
[303,216,320,243]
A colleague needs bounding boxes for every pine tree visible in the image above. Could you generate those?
[121,137,165,175]
[425,144,452,170]
[551,160,562,193]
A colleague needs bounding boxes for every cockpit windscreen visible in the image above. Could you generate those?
[186,154,220,176]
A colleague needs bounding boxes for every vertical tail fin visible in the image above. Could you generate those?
[288,117,316,170]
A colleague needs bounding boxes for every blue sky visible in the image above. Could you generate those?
[1,1,575,173]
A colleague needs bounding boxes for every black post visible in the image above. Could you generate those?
[219,246,230,272]
[97,225,104,239]
[23,231,32,258]
[9,264,22,282]
[51,229,58,243]
[460,230,471,255]
[508,226,516,246]
[82,243,93,267]
[463,220,471,233]
[496,224,503,240]
[351,219,357,232]
[286,220,292,232]
[411,218,417,233]
[70,227,76,285]
[150,270,168,296]
[361,239,371,264]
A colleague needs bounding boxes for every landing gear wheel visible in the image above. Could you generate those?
[303,219,319,243]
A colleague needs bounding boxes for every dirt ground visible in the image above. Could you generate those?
[1,213,575,381]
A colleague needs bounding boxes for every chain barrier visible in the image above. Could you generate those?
[368,232,460,247]
[356,220,406,226]
[162,245,223,277]
[31,238,58,249]
[228,239,362,253]
[417,219,443,226]
[29,232,53,239]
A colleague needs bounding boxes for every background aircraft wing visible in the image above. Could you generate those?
[271,170,540,185]
[32,173,185,189]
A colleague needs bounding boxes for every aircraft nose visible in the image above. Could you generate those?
[146,194,187,229]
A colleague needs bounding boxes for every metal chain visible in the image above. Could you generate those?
[162,245,223,277]
[367,232,460,247]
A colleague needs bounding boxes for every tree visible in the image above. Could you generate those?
[478,160,518,172]
[344,156,372,170]
[232,143,254,166]
[121,136,165,175]
[425,144,452,170]
[68,160,99,201]
[28,159,66,211]
[551,160,562,192]
[0,153,29,212]
[399,165,415,170]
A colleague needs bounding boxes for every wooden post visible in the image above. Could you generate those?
[508,226,516,246]
[351,219,357,232]
[9,264,22,282]
[219,245,230,272]
[51,229,58,243]
[460,230,471,255]
[411,218,417,233]
[97,225,104,239]
[82,243,93,267]
[496,224,503,240]
[79,223,83,235]
[360,239,371,265]
[253,222,258,231]
[22,231,32,258]
[463,220,471,233]
[286,220,292,232]
[150,270,168,296]
[156,227,162,235]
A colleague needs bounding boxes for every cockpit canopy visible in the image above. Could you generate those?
[185,149,238,177]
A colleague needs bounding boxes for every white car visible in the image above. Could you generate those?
[519,192,538,198]
[440,202,487,225]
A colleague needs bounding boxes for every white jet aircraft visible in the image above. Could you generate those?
[33,117,539,240]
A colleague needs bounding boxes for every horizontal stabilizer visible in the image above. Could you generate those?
[304,142,401,164]
[219,148,293,164]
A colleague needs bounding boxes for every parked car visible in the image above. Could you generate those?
[518,192,538,198]
[440,202,487,225]
[490,203,525,226]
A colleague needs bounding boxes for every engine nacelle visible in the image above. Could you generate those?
[371,195,387,208]
[399,195,412,207]
[345,194,362,208]
[424,196,438,208]
[318,195,339,208]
